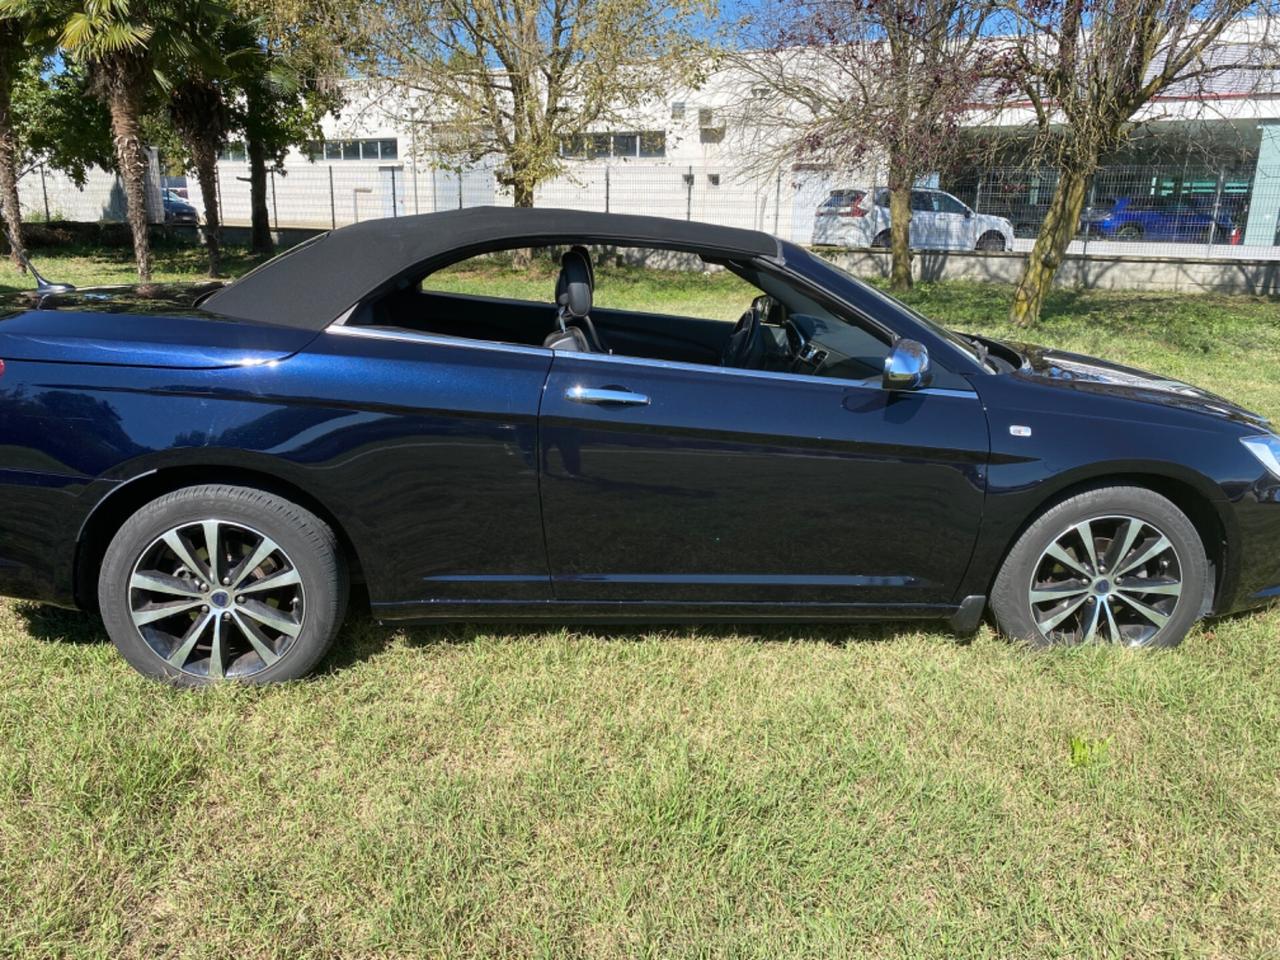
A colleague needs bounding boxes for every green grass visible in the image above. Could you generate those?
[2,246,1279,958]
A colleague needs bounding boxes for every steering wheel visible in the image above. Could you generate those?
[721,301,762,368]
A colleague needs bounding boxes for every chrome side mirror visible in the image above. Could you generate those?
[883,339,932,391]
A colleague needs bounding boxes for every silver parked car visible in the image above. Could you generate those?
[812,187,1015,252]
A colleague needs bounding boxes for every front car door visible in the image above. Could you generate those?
[537,247,990,613]
[933,191,977,249]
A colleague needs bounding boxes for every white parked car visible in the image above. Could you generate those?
[812,187,1015,252]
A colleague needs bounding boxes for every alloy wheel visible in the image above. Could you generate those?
[1028,514,1182,646]
[128,519,305,678]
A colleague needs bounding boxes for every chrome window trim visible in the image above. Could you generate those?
[326,323,977,399]
[326,323,554,358]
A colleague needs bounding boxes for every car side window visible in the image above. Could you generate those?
[910,191,936,213]
[935,193,969,216]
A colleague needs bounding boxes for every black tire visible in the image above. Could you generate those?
[990,486,1207,649]
[976,232,1006,252]
[871,230,891,248]
[99,484,348,685]
[1115,224,1144,241]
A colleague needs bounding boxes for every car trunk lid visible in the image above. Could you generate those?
[0,283,318,369]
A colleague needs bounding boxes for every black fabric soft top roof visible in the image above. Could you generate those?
[202,206,781,329]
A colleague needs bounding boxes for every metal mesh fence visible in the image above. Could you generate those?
[14,156,1280,261]
[946,164,1280,259]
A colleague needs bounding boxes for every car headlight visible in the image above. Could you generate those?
[1241,435,1280,478]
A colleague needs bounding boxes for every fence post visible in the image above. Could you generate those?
[270,169,278,232]
[1208,169,1225,255]
[1081,177,1096,258]
[390,167,398,217]
[328,166,336,229]
[431,167,438,213]
[216,167,224,228]
[686,166,693,221]
[605,166,610,213]
[39,163,50,221]
[457,172,463,210]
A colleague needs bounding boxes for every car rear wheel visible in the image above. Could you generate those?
[976,231,1006,252]
[1115,224,1144,241]
[871,229,891,248]
[99,485,348,685]
[990,486,1208,649]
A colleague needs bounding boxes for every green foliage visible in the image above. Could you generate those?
[12,56,113,183]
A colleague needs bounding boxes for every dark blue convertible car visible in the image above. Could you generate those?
[1,208,1278,684]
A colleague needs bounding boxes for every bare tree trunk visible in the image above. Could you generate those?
[247,135,273,256]
[886,156,913,291]
[192,143,221,277]
[512,180,534,208]
[0,78,26,271]
[1009,167,1089,327]
[108,80,153,281]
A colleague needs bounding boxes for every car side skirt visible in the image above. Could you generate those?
[372,598,982,628]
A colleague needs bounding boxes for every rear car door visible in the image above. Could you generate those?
[537,352,989,609]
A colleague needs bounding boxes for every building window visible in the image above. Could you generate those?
[561,130,666,159]
[639,131,666,158]
[671,101,685,120]
[305,138,400,161]
[218,141,247,162]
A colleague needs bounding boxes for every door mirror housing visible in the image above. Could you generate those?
[883,339,932,391]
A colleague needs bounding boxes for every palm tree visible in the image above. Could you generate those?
[54,0,225,280]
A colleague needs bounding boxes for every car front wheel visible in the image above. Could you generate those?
[990,486,1208,648]
[99,484,348,684]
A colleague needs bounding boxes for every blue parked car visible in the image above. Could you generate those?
[162,188,200,226]
[1,208,1279,683]
[1080,196,1242,244]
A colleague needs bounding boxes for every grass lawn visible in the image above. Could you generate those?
[2,244,1279,958]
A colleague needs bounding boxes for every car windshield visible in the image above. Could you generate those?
[788,247,996,372]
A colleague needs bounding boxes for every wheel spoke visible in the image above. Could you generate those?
[1106,518,1144,573]
[1113,592,1170,629]
[1116,535,1172,577]
[1102,598,1122,643]
[208,615,225,679]
[1116,577,1182,598]
[202,521,223,586]
[1045,542,1091,578]
[130,570,203,598]
[167,611,212,667]
[1081,598,1102,642]
[1073,520,1100,573]
[131,599,204,627]
[162,530,210,583]
[238,599,302,638]
[237,566,301,595]
[1030,583,1089,605]
[231,610,282,666]
[1036,594,1089,632]
[229,535,282,591]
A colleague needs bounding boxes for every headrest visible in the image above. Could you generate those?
[542,325,591,352]
[555,248,593,319]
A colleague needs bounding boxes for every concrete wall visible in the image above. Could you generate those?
[822,248,1280,296]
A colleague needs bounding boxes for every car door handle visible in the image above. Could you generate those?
[565,385,651,406]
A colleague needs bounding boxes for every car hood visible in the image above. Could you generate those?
[975,213,1012,232]
[996,338,1270,431]
[0,282,318,369]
